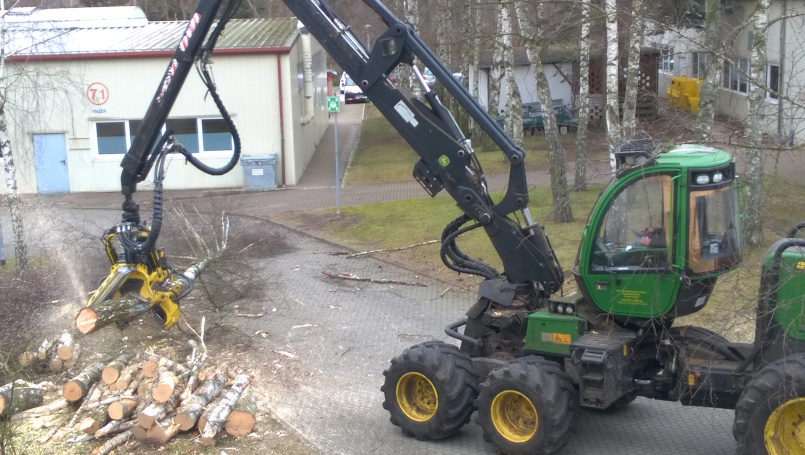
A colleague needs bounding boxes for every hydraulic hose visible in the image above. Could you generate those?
[139,148,168,254]
[176,65,241,175]
[440,214,499,278]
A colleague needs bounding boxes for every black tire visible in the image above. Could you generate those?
[381,341,478,440]
[476,356,578,455]
[733,354,805,455]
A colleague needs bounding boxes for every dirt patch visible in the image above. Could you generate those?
[0,212,317,455]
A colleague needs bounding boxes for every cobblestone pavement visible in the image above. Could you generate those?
[232,223,737,455]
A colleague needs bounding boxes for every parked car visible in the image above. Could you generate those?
[340,72,368,104]
[422,67,436,86]
[421,68,461,86]
[496,102,578,135]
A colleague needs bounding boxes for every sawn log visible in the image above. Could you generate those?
[62,362,105,402]
[0,386,44,417]
[199,374,252,446]
[174,372,225,431]
[75,295,150,334]
[224,385,256,437]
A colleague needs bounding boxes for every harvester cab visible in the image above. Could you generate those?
[575,141,743,322]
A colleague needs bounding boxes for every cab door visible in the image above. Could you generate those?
[580,174,681,318]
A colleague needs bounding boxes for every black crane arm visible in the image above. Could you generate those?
[111,0,563,320]
[284,0,563,295]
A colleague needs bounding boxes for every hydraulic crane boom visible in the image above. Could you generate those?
[284,0,563,298]
[81,0,563,334]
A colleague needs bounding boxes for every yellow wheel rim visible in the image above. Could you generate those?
[490,390,538,443]
[396,372,438,422]
[765,397,805,455]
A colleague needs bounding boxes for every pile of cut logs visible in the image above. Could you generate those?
[17,332,78,373]
[4,347,256,453]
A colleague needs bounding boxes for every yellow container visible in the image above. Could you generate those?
[667,76,701,113]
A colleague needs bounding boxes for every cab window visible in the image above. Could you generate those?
[687,186,742,274]
[592,175,673,272]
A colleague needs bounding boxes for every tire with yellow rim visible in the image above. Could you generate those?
[476,356,577,455]
[734,354,805,455]
[382,341,478,440]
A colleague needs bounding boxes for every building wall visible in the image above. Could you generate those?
[654,0,805,144]
[3,40,330,193]
[3,59,84,194]
[478,63,574,114]
[283,36,329,186]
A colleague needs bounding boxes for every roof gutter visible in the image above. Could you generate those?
[6,46,292,62]
[277,53,286,187]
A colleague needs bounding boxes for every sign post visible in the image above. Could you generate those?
[327,96,341,214]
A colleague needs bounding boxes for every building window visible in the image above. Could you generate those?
[95,120,143,155]
[166,119,199,153]
[96,122,127,155]
[659,47,674,74]
[95,118,233,155]
[691,52,707,78]
[721,58,749,94]
[201,119,234,151]
[767,63,779,100]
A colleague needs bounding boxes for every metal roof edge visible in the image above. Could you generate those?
[6,46,293,62]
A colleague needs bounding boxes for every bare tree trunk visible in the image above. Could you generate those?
[621,0,643,140]
[502,2,523,148]
[0,106,26,271]
[744,0,769,248]
[489,4,506,118]
[694,0,724,143]
[459,0,475,135]
[436,0,450,67]
[0,14,27,271]
[470,0,483,139]
[515,0,573,222]
[605,0,621,172]
[575,0,591,191]
[404,0,422,98]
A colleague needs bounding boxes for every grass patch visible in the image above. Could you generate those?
[313,184,601,276]
[275,185,605,288]
[344,105,580,185]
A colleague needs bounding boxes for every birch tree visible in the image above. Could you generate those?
[488,4,506,118]
[693,0,724,143]
[515,0,572,222]
[0,11,27,271]
[502,1,523,148]
[574,0,591,191]
[605,0,621,172]
[451,0,477,136]
[404,0,421,98]
[435,0,450,68]
[469,0,483,139]
[621,0,643,140]
[743,0,770,248]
